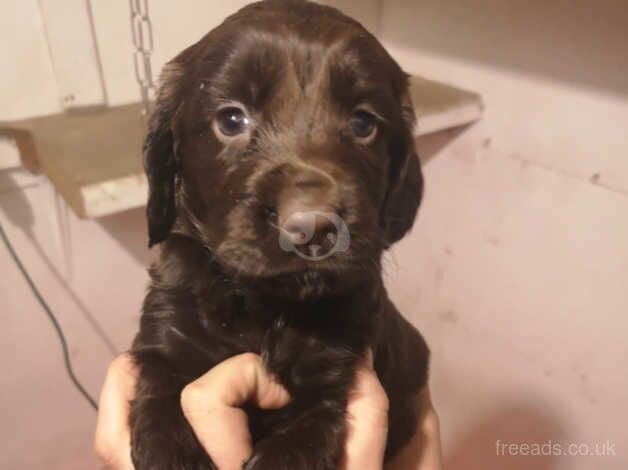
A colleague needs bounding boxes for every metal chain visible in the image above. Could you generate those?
[129,0,156,117]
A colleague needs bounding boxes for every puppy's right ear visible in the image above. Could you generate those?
[144,62,185,247]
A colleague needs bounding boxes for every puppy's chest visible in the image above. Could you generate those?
[175,282,377,381]
[205,291,370,345]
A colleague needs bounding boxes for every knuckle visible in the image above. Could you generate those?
[107,353,135,382]
[360,371,390,411]
[93,434,114,463]
[180,382,208,415]
[373,385,390,412]
[112,353,132,370]
[237,352,262,368]
[422,406,441,434]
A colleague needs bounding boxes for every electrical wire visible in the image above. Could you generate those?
[0,222,99,411]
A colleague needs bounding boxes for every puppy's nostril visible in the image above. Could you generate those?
[281,210,336,246]
[264,206,278,223]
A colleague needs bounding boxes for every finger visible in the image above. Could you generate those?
[415,388,443,470]
[180,353,290,470]
[343,353,389,470]
[94,354,138,470]
[384,387,443,470]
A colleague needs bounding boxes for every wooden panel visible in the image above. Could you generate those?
[0,134,20,171]
[38,0,106,108]
[410,76,483,136]
[0,0,60,120]
[0,104,145,218]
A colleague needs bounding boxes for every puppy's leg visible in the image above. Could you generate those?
[375,300,430,460]
[129,360,215,470]
[245,327,362,470]
[244,403,346,470]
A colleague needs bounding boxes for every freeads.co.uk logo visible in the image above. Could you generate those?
[278,211,350,261]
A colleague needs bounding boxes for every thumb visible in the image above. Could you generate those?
[180,353,290,470]
[343,350,389,470]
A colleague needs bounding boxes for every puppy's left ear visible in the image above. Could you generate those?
[381,90,424,246]
[144,62,185,247]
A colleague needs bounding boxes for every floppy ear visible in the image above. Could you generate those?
[381,91,424,246]
[144,62,184,247]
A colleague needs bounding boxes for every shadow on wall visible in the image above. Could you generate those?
[0,171,118,354]
[415,126,471,165]
[97,206,153,267]
[384,0,628,96]
[0,172,36,230]
[445,404,566,470]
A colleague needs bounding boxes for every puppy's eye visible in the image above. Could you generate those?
[214,106,250,138]
[350,110,378,142]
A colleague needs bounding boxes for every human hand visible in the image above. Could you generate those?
[94,352,441,469]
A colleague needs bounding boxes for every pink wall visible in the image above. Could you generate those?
[381,1,628,468]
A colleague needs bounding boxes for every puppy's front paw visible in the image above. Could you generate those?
[132,427,215,470]
[130,392,216,470]
[244,408,346,470]
[244,433,338,470]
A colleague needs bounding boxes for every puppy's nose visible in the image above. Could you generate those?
[280,202,337,247]
[271,164,343,253]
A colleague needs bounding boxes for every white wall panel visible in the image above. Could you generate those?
[389,131,628,469]
[38,0,107,108]
[0,0,61,119]
[379,0,628,193]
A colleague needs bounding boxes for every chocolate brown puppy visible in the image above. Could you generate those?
[130,1,429,468]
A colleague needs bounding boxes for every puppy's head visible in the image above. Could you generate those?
[145,0,422,291]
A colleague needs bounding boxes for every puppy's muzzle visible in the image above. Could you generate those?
[263,163,345,256]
